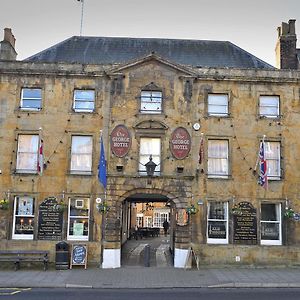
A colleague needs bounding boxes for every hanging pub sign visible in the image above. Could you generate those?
[110,125,131,157]
[170,127,191,159]
[176,209,189,226]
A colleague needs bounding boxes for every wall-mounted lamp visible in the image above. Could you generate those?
[145,155,157,176]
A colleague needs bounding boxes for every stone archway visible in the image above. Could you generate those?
[101,187,192,269]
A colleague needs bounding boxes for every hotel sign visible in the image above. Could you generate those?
[170,127,191,159]
[110,125,131,157]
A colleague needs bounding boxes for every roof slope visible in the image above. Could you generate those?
[24,36,274,69]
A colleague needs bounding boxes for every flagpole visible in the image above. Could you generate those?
[78,0,85,36]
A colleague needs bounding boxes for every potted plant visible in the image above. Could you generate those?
[55,200,67,212]
[0,199,9,210]
[97,202,110,213]
[284,207,295,219]
[186,204,197,215]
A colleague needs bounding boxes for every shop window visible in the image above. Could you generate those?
[207,202,228,244]
[16,134,39,174]
[73,90,95,112]
[70,135,93,174]
[67,198,90,241]
[207,94,229,116]
[139,137,161,175]
[20,88,42,111]
[208,140,229,178]
[259,96,280,118]
[140,91,162,113]
[260,203,282,245]
[12,196,35,240]
[265,141,281,180]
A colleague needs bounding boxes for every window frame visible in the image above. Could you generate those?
[70,135,93,175]
[207,201,229,244]
[73,89,95,113]
[260,202,282,245]
[12,196,35,240]
[20,88,42,111]
[259,95,280,118]
[139,137,161,176]
[16,134,39,174]
[67,197,90,241]
[207,139,229,179]
[264,140,281,180]
[140,90,163,114]
[207,93,229,117]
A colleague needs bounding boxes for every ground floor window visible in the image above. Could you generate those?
[67,198,90,241]
[144,216,153,227]
[153,210,169,228]
[260,203,282,245]
[12,196,35,240]
[136,214,143,227]
[207,201,228,244]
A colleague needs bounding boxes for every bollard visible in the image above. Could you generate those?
[144,244,150,267]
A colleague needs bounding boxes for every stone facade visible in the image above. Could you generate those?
[1,24,300,268]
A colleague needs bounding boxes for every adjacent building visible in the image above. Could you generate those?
[1,20,300,268]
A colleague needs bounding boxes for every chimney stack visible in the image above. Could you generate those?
[0,28,17,60]
[275,19,298,69]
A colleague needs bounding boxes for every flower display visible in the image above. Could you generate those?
[0,199,9,210]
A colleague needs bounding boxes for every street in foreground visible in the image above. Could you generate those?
[1,288,300,300]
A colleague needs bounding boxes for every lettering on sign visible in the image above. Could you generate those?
[110,125,131,157]
[170,127,191,159]
[38,197,63,240]
[70,244,88,269]
[233,201,257,245]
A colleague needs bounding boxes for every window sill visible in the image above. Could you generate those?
[72,110,96,114]
[207,174,232,180]
[14,171,38,176]
[17,108,42,113]
[68,171,93,176]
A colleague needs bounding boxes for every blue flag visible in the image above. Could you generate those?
[98,136,107,188]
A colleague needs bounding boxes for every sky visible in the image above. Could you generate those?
[0,0,300,66]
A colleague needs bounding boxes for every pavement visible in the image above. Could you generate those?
[1,235,300,289]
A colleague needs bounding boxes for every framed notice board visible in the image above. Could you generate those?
[70,244,88,269]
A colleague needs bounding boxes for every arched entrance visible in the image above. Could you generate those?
[101,188,192,269]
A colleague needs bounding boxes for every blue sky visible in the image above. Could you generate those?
[0,0,299,66]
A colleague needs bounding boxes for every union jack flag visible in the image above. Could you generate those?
[258,141,268,189]
[199,136,204,164]
[37,139,44,176]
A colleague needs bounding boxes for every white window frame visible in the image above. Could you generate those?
[136,214,144,227]
[70,135,93,174]
[16,134,39,174]
[207,94,229,116]
[260,203,282,245]
[73,89,95,113]
[20,88,42,111]
[265,141,281,180]
[207,201,229,244]
[259,96,280,118]
[67,197,90,241]
[153,210,169,228]
[12,196,35,240]
[139,137,161,176]
[140,90,162,114]
[207,139,229,178]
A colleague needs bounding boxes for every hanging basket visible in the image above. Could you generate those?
[97,202,110,214]
[186,204,197,215]
[0,199,9,210]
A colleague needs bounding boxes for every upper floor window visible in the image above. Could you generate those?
[140,91,162,114]
[207,139,229,178]
[259,96,280,118]
[139,137,161,175]
[67,198,90,241]
[16,134,39,174]
[20,88,42,111]
[208,94,229,116]
[12,196,35,240]
[265,141,281,180]
[73,90,95,113]
[207,201,228,244]
[260,203,282,245]
[70,135,93,174]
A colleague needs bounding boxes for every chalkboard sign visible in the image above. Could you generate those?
[70,244,87,269]
[38,197,63,240]
[233,202,257,245]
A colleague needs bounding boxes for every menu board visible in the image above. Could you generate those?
[38,197,63,240]
[70,244,87,269]
[233,202,257,245]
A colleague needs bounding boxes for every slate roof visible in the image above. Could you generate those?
[24,36,274,69]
